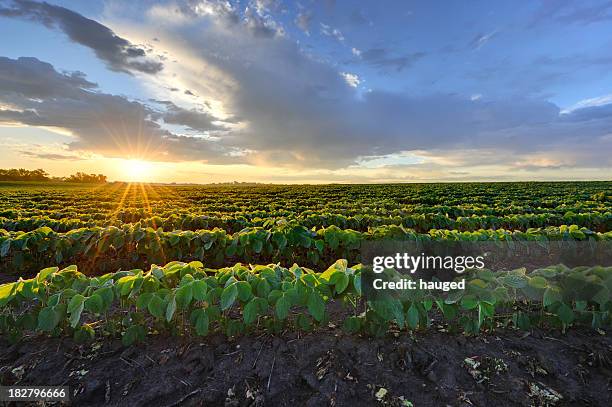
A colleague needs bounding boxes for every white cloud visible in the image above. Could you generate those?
[470,30,498,50]
[561,93,612,114]
[295,12,312,34]
[320,23,344,41]
[340,72,360,87]
[3,0,611,177]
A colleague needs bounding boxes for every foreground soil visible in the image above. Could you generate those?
[0,326,611,407]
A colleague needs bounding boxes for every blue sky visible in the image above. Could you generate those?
[0,0,611,182]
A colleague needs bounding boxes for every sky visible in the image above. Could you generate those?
[0,0,611,183]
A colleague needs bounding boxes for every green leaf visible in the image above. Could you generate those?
[152,267,164,279]
[335,273,349,294]
[342,316,361,333]
[502,274,528,289]
[193,309,209,335]
[513,311,531,330]
[221,283,238,311]
[543,286,562,307]
[267,289,283,304]
[436,300,457,320]
[92,287,114,308]
[74,324,95,342]
[477,302,494,329]
[272,232,287,250]
[68,294,85,328]
[192,280,208,301]
[593,286,611,306]
[166,294,177,322]
[67,293,85,314]
[122,325,145,346]
[243,298,260,325]
[236,281,253,302]
[148,295,165,319]
[460,295,478,310]
[84,294,104,314]
[275,294,290,320]
[528,276,548,289]
[136,292,153,310]
[320,259,348,282]
[307,291,325,322]
[19,281,35,300]
[0,239,10,257]
[37,306,60,332]
[407,303,419,329]
[444,289,464,304]
[17,313,36,330]
[37,267,58,282]
[117,275,136,296]
[251,239,263,253]
[556,302,574,325]
[0,283,17,307]
[47,293,61,307]
[353,274,362,295]
[256,278,271,297]
[175,283,194,309]
[297,314,313,331]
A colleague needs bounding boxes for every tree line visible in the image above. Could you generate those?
[0,168,107,183]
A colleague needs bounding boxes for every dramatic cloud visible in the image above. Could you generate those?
[153,100,228,132]
[130,7,612,170]
[2,0,611,179]
[0,0,163,74]
[0,57,231,161]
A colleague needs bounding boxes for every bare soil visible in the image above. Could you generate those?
[1,326,611,407]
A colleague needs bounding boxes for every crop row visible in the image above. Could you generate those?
[0,260,609,345]
[2,182,609,220]
[1,211,610,234]
[1,224,610,275]
[3,203,610,222]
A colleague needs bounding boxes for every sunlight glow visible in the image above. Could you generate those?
[122,159,155,182]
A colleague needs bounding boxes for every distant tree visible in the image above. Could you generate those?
[0,168,50,181]
[0,168,107,183]
[65,172,107,183]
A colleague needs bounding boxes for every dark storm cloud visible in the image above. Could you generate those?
[0,0,163,74]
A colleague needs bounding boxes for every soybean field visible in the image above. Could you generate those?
[0,181,611,406]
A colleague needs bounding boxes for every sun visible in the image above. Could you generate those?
[122,159,154,182]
